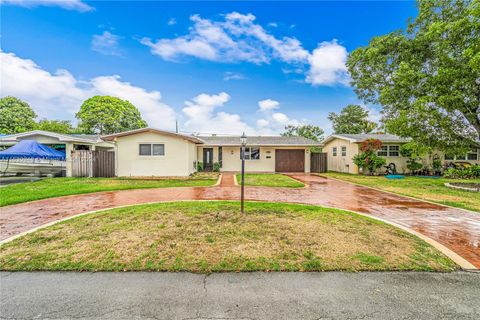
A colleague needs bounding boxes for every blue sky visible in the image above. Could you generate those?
[0,0,418,135]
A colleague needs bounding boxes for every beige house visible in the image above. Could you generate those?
[102,128,320,176]
[322,134,480,174]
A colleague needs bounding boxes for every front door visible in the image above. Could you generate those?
[203,148,214,171]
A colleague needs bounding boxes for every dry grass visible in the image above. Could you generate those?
[0,201,457,272]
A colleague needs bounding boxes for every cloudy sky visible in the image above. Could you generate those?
[0,0,417,135]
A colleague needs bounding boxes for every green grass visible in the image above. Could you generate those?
[237,173,304,188]
[323,172,480,212]
[0,201,457,272]
[0,173,218,207]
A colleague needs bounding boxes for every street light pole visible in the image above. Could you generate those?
[240,132,247,213]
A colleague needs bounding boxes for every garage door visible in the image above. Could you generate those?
[275,149,305,172]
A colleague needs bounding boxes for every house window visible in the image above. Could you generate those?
[467,149,478,161]
[445,149,478,161]
[341,146,347,157]
[388,146,400,157]
[240,147,260,160]
[332,147,337,157]
[377,146,388,156]
[139,143,165,156]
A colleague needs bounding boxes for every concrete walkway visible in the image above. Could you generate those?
[1,271,479,319]
[1,174,479,268]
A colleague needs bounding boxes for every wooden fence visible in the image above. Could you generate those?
[72,150,115,177]
[310,152,327,173]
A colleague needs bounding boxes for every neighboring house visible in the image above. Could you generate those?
[0,130,115,177]
[322,133,480,174]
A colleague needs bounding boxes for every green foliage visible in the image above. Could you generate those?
[36,119,75,134]
[197,161,204,172]
[282,124,324,152]
[432,156,442,172]
[213,162,221,172]
[76,96,147,134]
[327,104,378,134]
[0,96,37,134]
[353,139,386,174]
[347,0,480,153]
[400,142,428,174]
[406,158,424,173]
[444,165,480,179]
[282,124,325,142]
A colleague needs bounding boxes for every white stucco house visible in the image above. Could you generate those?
[102,128,320,176]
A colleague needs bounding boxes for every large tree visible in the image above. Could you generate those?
[281,124,325,141]
[36,119,75,134]
[76,96,147,134]
[0,96,37,134]
[347,0,480,153]
[327,104,377,134]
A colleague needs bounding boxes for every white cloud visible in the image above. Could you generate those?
[255,99,300,134]
[256,119,269,128]
[91,31,122,56]
[268,22,278,28]
[141,12,308,65]
[141,12,348,86]
[167,18,177,26]
[0,51,176,129]
[182,92,254,134]
[0,0,93,12]
[306,40,349,86]
[258,99,279,112]
[223,72,246,81]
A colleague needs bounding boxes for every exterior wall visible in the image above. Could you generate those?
[115,132,198,177]
[323,139,359,174]
[217,146,310,172]
[324,138,480,174]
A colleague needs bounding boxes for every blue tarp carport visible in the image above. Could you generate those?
[0,140,66,160]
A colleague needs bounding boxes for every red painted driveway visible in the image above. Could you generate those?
[1,174,479,268]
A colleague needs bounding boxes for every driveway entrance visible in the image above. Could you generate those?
[1,174,479,268]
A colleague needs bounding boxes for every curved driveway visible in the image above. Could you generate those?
[1,174,479,268]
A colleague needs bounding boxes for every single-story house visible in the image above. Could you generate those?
[0,130,115,176]
[322,133,480,174]
[0,128,320,177]
[101,128,320,176]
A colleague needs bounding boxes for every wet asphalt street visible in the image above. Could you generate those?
[1,271,479,319]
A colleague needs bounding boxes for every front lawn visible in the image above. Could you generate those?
[323,172,480,212]
[236,173,304,188]
[0,201,457,272]
[0,173,218,207]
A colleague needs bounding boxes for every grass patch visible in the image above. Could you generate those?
[0,173,218,207]
[323,172,480,213]
[236,174,304,188]
[0,201,457,272]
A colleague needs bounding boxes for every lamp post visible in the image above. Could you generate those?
[240,132,247,213]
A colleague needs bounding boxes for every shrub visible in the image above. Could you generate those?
[197,161,203,172]
[353,139,386,175]
[213,162,221,172]
[444,165,480,179]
